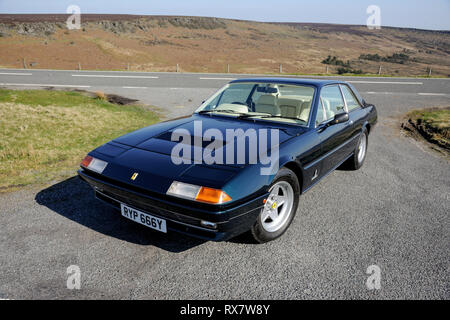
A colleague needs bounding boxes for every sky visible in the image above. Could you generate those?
[0,0,449,30]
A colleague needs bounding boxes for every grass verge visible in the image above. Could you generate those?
[402,107,450,156]
[0,89,159,191]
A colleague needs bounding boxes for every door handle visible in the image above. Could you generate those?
[347,120,354,126]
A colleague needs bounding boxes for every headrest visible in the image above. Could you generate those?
[301,101,312,109]
[278,97,303,108]
[257,94,277,105]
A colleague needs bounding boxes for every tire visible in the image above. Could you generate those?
[346,128,368,170]
[250,167,300,243]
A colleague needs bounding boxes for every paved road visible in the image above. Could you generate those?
[1,68,449,118]
[0,70,449,299]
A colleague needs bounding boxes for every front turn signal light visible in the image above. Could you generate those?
[195,187,232,204]
[166,181,232,204]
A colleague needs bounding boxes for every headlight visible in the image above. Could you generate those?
[166,181,232,204]
[80,155,108,174]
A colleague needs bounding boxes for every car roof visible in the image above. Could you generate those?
[230,77,344,88]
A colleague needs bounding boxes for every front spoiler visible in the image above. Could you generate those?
[77,169,267,241]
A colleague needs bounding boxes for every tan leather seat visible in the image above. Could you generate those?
[255,95,280,115]
[322,98,334,120]
[278,97,303,118]
[298,101,312,122]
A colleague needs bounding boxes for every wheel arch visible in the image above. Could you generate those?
[279,160,305,194]
[362,121,371,135]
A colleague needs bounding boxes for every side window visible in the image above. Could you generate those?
[340,85,361,111]
[315,98,326,126]
[318,85,345,123]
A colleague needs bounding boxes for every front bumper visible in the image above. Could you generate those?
[77,168,267,241]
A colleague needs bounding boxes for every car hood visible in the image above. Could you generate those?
[89,114,303,197]
[113,114,300,160]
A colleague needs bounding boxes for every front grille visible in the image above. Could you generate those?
[95,191,120,209]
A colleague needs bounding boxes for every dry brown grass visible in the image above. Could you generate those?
[95,91,107,100]
[0,16,448,76]
[402,107,450,156]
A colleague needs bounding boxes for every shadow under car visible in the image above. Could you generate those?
[35,176,206,253]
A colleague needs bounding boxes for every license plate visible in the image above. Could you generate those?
[120,203,167,233]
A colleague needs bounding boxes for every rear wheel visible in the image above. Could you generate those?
[250,168,300,243]
[346,128,368,170]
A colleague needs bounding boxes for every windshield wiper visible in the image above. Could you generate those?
[198,109,248,116]
[235,113,270,119]
[257,115,306,122]
[198,110,306,125]
[237,114,306,122]
[197,110,216,114]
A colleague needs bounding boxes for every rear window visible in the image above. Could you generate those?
[340,85,361,111]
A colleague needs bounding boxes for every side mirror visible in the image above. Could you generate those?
[329,113,349,126]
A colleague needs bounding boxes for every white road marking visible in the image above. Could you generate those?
[364,91,448,97]
[0,83,91,88]
[349,81,423,85]
[418,92,447,96]
[122,86,148,89]
[72,74,159,79]
[364,92,395,94]
[0,72,32,76]
[199,77,236,80]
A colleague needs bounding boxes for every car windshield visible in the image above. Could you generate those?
[195,82,315,125]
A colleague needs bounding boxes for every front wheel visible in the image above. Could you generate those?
[250,168,300,243]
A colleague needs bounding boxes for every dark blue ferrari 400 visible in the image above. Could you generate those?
[78,78,377,243]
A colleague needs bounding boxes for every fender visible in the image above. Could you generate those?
[277,157,306,194]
